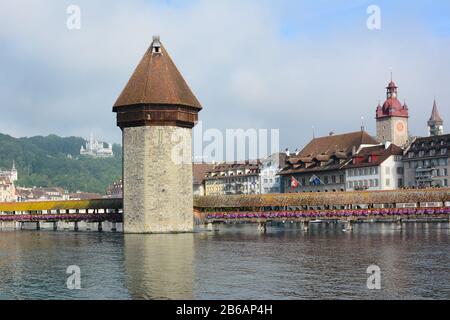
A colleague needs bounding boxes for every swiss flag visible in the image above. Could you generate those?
[291,176,300,189]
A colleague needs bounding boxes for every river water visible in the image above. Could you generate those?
[0,222,448,300]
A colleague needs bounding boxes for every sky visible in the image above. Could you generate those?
[0,0,449,155]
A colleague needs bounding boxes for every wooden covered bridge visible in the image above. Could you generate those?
[0,189,449,232]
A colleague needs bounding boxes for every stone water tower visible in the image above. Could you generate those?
[113,36,202,233]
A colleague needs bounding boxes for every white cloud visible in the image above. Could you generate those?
[0,0,448,154]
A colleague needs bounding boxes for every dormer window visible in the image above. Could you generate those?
[152,35,162,55]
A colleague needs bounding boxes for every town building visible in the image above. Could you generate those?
[205,162,261,196]
[193,163,214,196]
[279,131,379,193]
[69,191,102,200]
[403,134,449,188]
[0,162,18,183]
[80,133,114,158]
[106,179,123,199]
[0,176,16,202]
[260,153,287,194]
[428,99,444,136]
[344,143,404,191]
[16,187,70,202]
[376,79,410,147]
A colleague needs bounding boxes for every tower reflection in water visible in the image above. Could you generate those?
[124,233,194,299]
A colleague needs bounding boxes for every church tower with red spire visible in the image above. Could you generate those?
[375,78,409,147]
[113,36,202,233]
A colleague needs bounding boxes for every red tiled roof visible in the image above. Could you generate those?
[280,131,378,175]
[344,144,404,169]
[193,163,214,185]
[113,39,202,110]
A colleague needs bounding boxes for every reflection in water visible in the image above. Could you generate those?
[0,223,448,299]
[124,234,194,300]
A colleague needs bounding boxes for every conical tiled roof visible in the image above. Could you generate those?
[429,100,443,123]
[113,37,201,110]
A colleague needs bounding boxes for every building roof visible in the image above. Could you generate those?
[113,37,202,110]
[193,163,214,185]
[298,131,377,158]
[404,134,450,160]
[428,100,443,124]
[376,80,409,119]
[344,143,404,169]
[280,131,379,175]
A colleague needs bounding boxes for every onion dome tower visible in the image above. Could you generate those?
[113,36,202,233]
[375,78,409,147]
[428,99,444,136]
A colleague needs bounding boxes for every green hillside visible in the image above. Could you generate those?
[0,133,122,194]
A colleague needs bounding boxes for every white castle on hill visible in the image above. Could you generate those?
[80,133,114,158]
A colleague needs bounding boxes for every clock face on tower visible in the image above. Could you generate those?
[396,121,405,133]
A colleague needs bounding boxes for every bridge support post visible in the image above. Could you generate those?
[345,221,353,231]
[74,221,79,232]
[111,222,117,232]
[36,221,40,231]
[98,222,103,232]
[257,222,267,234]
[303,221,309,232]
[396,219,403,229]
[53,222,57,231]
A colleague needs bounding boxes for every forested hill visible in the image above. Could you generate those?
[0,133,122,194]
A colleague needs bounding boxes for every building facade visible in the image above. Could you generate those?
[260,153,287,194]
[0,162,18,183]
[193,163,214,196]
[80,133,114,158]
[344,143,404,191]
[376,79,410,147]
[205,162,261,196]
[280,131,379,193]
[403,134,449,188]
[106,179,123,199]
[0,177,16,202]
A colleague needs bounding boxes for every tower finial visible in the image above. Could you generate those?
[389,67,393,82]
[361,116,365,132]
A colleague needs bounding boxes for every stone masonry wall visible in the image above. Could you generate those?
[123,126,193,233]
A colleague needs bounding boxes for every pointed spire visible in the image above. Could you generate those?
[113,36,201,110]
[429,99,443,123]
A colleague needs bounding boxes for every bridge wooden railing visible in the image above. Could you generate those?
[0,198,122,213]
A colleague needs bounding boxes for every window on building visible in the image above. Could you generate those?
[397,167,404,174]
[441,148,447,155]
[398,178,403,187]
[386,179,390,186]
[332,176,336,184]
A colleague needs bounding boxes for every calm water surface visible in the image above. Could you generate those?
[0,223,449,300]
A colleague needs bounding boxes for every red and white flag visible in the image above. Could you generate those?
[291,176,300,189]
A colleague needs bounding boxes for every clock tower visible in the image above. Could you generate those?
[375,79,409,147]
